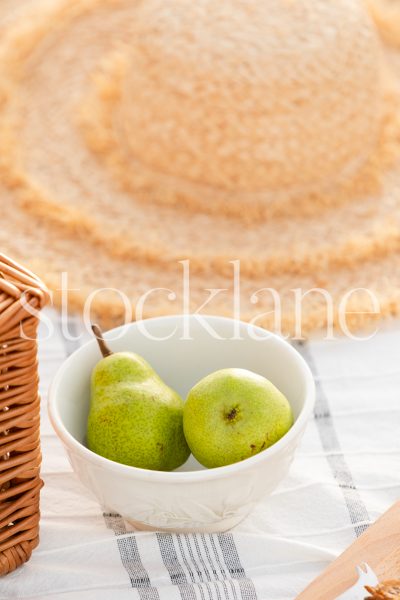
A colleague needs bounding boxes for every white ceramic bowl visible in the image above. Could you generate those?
[48,315,315,533]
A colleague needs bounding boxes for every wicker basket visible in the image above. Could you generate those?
[0,254,49,575]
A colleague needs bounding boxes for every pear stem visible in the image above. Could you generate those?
[91,324,113,358]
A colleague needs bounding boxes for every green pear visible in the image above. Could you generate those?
[183,368,293,468]
[86,325,190,471]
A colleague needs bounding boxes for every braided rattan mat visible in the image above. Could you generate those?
[1,0,400,336]
[0,254,49,575]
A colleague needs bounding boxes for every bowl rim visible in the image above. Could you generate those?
[48,314,315,483]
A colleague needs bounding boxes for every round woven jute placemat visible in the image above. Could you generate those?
[1,0,400,335]
[0,254,49,575]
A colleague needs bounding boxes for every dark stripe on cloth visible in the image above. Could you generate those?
[295,341,370,537]
[182,535,214,600]
[170,533,248,600]
[104,513,160,599]
[192,535,222,600]
[208,535,239,600]
[217,534,258,600]
[156,533,196,600]
[200,535,233,600]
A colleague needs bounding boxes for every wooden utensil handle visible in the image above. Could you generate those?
[297,502,400,599]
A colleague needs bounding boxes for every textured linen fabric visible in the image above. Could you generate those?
[1,309,400,600]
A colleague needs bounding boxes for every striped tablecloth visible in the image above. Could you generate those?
[2,310,400,600]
